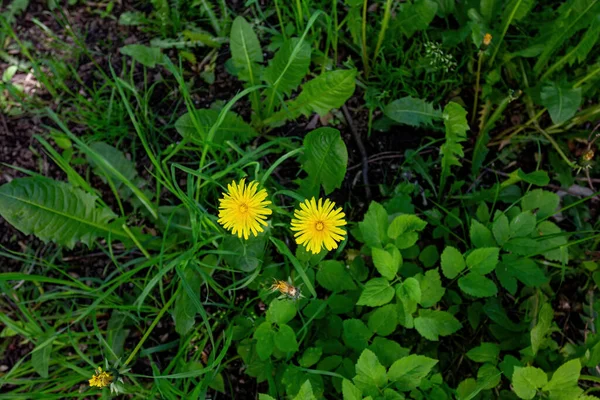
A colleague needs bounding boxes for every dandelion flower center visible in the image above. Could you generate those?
[89,367,113,388]
[291,197,347,254]
[218,178,272,240]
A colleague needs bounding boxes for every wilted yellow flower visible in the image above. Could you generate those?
[483,33,492,46]
[89,367,113,388]
[218,178,272,239]
[291,197,347,254]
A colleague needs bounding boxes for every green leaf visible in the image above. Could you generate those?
[368,337,410,368]
[263,37,311,99]
[275,324,299,353]
[299,347,322,368]
[396,0,439,38]
[173,267,203,335]
[521,189,560,219]
[531,303,554,355]
[456,378,479,400]
[466,247,500,275]
[458,273,498,298]
[388,354,438,391]
[415,269,445,308]
[270,237,317,298]
[441,246,466,279]
[259,394,277,400]
[342,379,363,400]
[254,322,275,360]
[418,245,439,267]
[120,44,163,67]
[414,309,462,341]
[466,342,500,364]
[396,277,421,314]
[372,246,402,280]
[492,213,510,247]
[316,260,357,292]
[512,366,547,400]
[301,127,348,194]
[470,220,497,248]
[229,16,263,79]
[357,278,395,307]
[540,82,582,125]
[383,96,442,127]
[542,359,581,392]
[359,201,389,248]
[32,335,52,378]
[266,299,297,325]
[293,379,316,400]
[440,102,469,194]
[354,349,388,392]
[0,177,130,248]
[270,69,357,122]
[387,214,427,239]
[477,364,502,390]
[174,109,257,145]
[343,319,373,351]
[368,304,398,336]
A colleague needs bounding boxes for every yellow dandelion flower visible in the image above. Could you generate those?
[89,367,113,388]
[291,197,347,254]
[483,33,492,46]
[218,178,272,239]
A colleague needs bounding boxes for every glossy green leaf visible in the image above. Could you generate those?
[301,127,348,194]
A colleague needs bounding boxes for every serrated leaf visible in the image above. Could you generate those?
[396,0,439,38]
[372,246,402,280]
[492,213,510,246]
[266,299,297,325]
[254,322,275,360]
[342,379,363,400]
[414,309,462,341]
[522,189,560,219]
[441,246,466,279]
[512,366,547,399]
[293,379,316,400]
[388,354,438,391]
[466,247,500,275]
[542,359,581,392]
[466,342,500,364]
[396,277,421,314]
[368,337,411,368]
[175,109,257,145]
[415,269,445,308]
[316,260,356,292]
[477,364,502,390]
[0,177,131,248]
[275,324,299,353]
[540,82,582,125]
[301,127,348,194]
[173,267,203,335]
[31,335,52,378]
[357,278,395,307]
[354,349,388,391]
[120,44,163,67]
[531,303,554,355]
[459,273,498,297]
[343,319,373,351]
[299,347,322,368]
[368,304,398,336]
[470,220,497,248]
[359,202,389,248]
[440,102,469,194]
[383,96,442,127]
[387,214,427,239]
[230,16,262,74]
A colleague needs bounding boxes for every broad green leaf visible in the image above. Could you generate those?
[301,127,348,194]
[466,247,500,275]
[299,347,322,368]
[359,201,389,248]
[270,69,357,122]
[387,214,427,239]
[458,273,498,298]
[396,277,421,314]
[343,319,373,351]
[531,303,553,355]
[173,267,203,335]
[32,335,52,378]
[512,366,547,399]
[368,337,410,368]
[383,96,442,127]
[293,379,316,400]
[353,349,388,391]
[414,309,462,341]
[229,16,263,78]
[415,269,445,308]
[470,220,497,248]
[492,213,510,246]
[342,379,363,400]
[477,364,502,390]
[372,246,402,280]
[275,324,299,353]
[357,278,395,307]
[542,359,581,392]
[254,322,275,360]
[441,246,465,279]
[0,177,130,248]
[540,82,582,125]
[175,109,257,144]
[120,44,163,67]
[368,304,398,336]
[396,0,439,38]
[316,260,356,291]
[466,342,500,364]
[500,355,522,381]
[456,378,479,400]
[266,299,297,325]
[440,102,469,194]
[418,245,439,267]
[388,354,438,391]
[521,189,560,219]
[535,221,569,263]
[263,38,311,109]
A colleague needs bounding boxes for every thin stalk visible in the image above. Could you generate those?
[274,0,287,39]
[361,0,370,77]
[471,51,484,125]
[332,0,338,63]
[372,0,393,65]
[296,0,304,31]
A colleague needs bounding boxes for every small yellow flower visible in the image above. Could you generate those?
[218,178,272,239]
[89,367,113,388]
[483,33,492,46]
[291,197,347,254]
